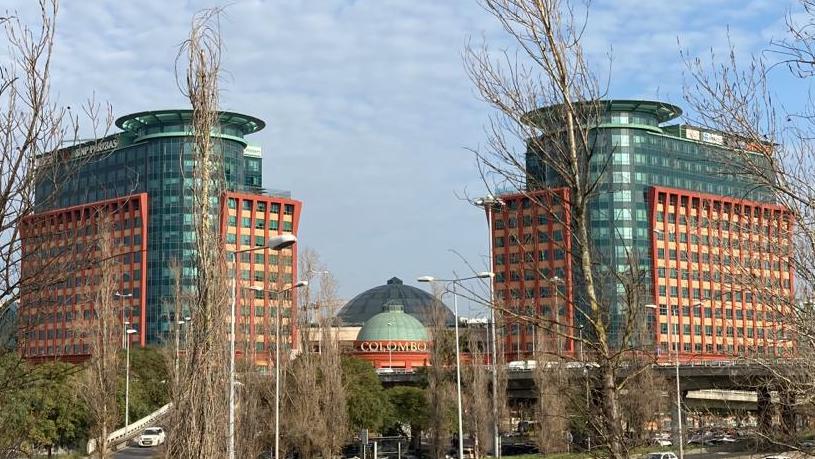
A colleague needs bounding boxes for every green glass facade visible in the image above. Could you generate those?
[34,110,266,342]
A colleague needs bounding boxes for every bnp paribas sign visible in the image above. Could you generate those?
[357,341,429,352]
[70,137,119,159]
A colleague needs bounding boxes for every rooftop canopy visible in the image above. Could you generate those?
[115,109,265,136]
[522,99,683,128]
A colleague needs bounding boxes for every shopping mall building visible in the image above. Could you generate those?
[19,110,301,368]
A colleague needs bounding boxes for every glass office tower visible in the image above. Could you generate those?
[31,110,301,347]
[494,100,792,360]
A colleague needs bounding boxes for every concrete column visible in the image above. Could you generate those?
[668,387,686,449]
[757,387,774,440]
[780,390,797,437]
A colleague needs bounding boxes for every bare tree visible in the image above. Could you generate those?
[679,3,815,445]
[80,212,120,459]
[427,287,456,458]
[463,1,667,456]
[463,331,493,457]
[166,8,231,458]
[281,249,348,458]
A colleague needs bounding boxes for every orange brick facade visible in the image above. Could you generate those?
[491,189,574,361]
[222,191,302,370]
[648,186,794,360]
[19,194,149,363]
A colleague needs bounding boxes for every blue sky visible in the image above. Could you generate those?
[5,0,802,313]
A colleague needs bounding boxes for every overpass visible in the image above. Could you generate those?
[378,360,802,438]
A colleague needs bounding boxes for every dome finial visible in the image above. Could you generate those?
[386,277,403,285]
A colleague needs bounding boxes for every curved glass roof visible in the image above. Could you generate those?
[115,109,265,136]
[337,277,453,326]
[356,301,429,342]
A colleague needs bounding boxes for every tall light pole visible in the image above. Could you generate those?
[386,322,393,368]
[474,194,504,457]
[175,319,186,378]
[418,271,494,459]
[229,234,298,459]
[250,280,308,459]
[646,303,683,459]
[124,327,138,428]
[550,276,563,355]
[114,291,133,348]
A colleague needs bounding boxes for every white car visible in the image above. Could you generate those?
[646,452,678,459]
[652,438,672,447]
[137,427,165,447]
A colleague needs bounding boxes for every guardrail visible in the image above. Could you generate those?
[87,403,172,455]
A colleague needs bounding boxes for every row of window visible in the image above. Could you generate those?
[658,342,789,355]
[495,248,567,265]
[237,270,293,283]
[495,213,564,229]
[655,304,783,321]
[225,229,294,245]
[655,248,790,268]
[657,282,791,298]
[227,215,291,231]
[498,283,568,300]
[25,343,90,356]
[495,235,566,248]
[226,199,295,215]
[659,323,785,339]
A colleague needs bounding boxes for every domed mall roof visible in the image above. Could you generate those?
[338,277,453,326]
[356,302,429,342]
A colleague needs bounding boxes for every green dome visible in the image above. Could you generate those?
[356,301,429,342]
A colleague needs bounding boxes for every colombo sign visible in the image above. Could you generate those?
[356,341,429,352]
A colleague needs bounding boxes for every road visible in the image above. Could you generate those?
[686,449,810,459]
[113,444,165,458]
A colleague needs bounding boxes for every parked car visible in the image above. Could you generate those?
[763,456,791,459]
[137,427,166,447]
[646,452,678,459]
[652,438,672,447]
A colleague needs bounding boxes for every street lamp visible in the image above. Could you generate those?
[549,276,564,355]
[124,327,138,429]
[229,234,298,459]
[175,318,187,378]
[114,292,133,348]
[474,194,504,458]
[418,271,494,459]
[646,303,683,459]
[386,322,393,368]
[249,280,308,459]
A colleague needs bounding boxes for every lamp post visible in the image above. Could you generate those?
[124,327,138,428]
[249,280,308,459]
[418,271,494,459]
[646,303,683,459]
[114,292,133,348]
[386,322,393,368]
[229,234,298,459]
[175,319,186,378]
[474,194,504,457]
[549,276,563,355]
